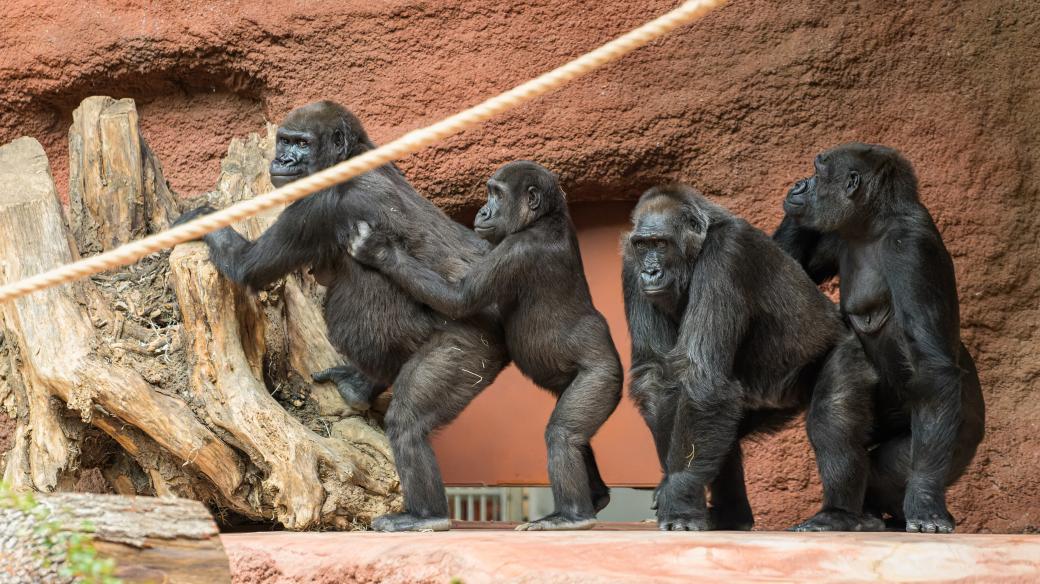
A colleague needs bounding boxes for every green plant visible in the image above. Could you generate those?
[0,482,121,584]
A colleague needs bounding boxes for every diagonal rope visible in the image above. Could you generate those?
[0,0,725,304]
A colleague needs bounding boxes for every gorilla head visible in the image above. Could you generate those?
[473,160,565,245]
[624,185,710,305]
[783,142,919,233]
[269,101,375,188]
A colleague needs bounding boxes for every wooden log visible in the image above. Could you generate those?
[1,492,230,584]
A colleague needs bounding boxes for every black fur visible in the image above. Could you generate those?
[350,161,622,530]
[623,185,882,532]
[175,101,509,532]
[774,142,985,533]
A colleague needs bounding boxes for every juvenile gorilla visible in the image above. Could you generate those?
[774,143,985,533]
[176,101,508,532]
[350,161,622,530]
[623,185,881,532]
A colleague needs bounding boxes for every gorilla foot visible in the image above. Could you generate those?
[515,512,595,531]
[905,495,955,533]
[592,489,611,513]
[371,513,451,532]
[790,509,885,532]
[906,511,955,534]
[311,366,375,411]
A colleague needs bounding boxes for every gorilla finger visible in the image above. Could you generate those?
[172,205,217,230]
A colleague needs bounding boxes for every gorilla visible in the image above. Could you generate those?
[623,184,881,532]
[176,101,508,532]
[774,142,985,533]
[349,161,622,530]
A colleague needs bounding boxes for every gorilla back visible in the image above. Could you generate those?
[177,101,507,532]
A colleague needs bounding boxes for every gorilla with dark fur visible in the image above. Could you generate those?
[774,142,985,533]
[175,101,508,532]
[623,184,881,532]
[349,161,622,531]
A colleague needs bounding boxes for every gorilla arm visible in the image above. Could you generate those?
[772,215,843,285]
[654,245,749,529]
[174,195,337,291]
[348,221,508,320]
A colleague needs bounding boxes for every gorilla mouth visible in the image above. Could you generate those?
[641,286,669,296]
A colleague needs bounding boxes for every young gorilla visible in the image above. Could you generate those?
[349,161,623,530]
[774,143,985,533]
[623,185,881,532]
[175,101,509,532]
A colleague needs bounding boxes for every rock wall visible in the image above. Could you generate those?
[0,0,1037,532]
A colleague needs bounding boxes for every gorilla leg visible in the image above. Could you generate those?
[708,444,754,530]
[517,363,621,531]
[311,365,386,411]
[373,326,506,532]
[867,345,985,532]
[582,444,611,513]
[794,337,883,532]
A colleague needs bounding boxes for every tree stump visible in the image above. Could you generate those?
[0,96,400,530]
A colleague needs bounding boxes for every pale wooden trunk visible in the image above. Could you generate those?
[0,96,400,530]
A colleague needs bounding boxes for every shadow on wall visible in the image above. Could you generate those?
[25,68,267,200]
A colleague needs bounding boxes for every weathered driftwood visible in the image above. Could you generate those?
[1,492,230,584]
[0,96,400,530]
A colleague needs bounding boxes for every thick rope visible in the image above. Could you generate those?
[0,0,724,304]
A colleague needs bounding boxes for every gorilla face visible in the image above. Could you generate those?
[626,201,701,308]
[784,144,867,233]
[474,160,562,245]
[269,101,371,188]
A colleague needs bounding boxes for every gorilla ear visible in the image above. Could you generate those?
[680,204,710,258]
[845,171,861,196]
[334,119,352,159]
[526,185,542,210]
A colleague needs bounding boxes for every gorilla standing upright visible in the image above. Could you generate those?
[774,142,985,533]
[176,101,508,532]
[623,184,881,532]
[349,161,622,530]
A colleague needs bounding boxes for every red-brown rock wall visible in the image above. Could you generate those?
[0,0,1036,532]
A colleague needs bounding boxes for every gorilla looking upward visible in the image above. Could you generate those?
[176,101,508,532]
[774,143,985,533]
[623,185,881,532]
[349,161,622,531]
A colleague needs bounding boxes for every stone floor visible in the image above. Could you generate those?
[221,522,1040,583]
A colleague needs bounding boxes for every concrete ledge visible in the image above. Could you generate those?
[222,525,1040,583]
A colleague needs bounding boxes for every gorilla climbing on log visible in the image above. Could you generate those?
[349,161,623,531]
[774,143,985,533]
[623,184,882,532]
[175,101,509,532]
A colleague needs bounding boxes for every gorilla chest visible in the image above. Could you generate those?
[839,246,893,338]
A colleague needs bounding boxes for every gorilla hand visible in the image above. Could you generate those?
[348,221,399,267]
[172,205,217,238]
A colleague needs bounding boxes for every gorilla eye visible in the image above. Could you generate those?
[655,240,667,250]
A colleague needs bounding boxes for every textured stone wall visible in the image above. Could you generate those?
[0,0,1036,532]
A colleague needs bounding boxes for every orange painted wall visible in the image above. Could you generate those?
[432,202,661,487]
